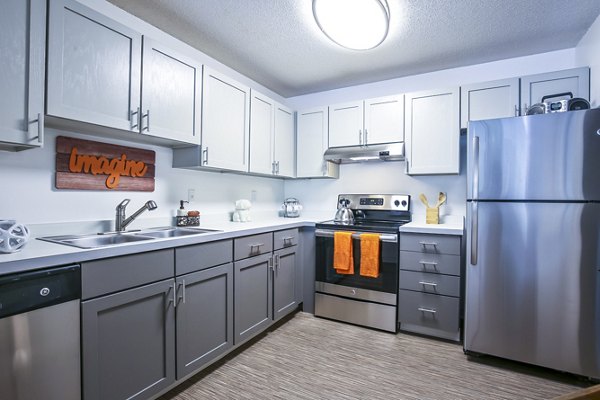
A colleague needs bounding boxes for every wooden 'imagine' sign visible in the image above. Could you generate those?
[55,136,156,191]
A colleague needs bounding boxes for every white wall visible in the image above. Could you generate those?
[576,14,600,106]
[285,49,584,219]
[286,49,578,109]
[0,128,284,224]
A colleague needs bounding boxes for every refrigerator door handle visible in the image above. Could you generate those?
[472,135,479,200]
[471,201,478,265]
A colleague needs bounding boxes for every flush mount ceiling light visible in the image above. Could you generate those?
[312,0,390,50]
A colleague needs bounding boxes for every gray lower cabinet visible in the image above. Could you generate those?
[273,245,298,321]
[0,0,45,151]
[176,263,233,379]
[81,279,176,400]
[234,252,273,344]
[398,232,463,341]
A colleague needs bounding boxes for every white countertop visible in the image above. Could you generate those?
[399,215,464,235]
[0,212,331,277]
[0,211,465,276]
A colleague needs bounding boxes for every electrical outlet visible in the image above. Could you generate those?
[251,190,257,202]
[188,188,196,202]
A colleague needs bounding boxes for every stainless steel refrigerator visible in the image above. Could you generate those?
[465,108,600,379]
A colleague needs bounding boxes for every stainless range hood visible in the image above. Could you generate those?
[323,143,405,164]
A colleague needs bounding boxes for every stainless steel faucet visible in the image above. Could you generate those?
[115,199,158,232]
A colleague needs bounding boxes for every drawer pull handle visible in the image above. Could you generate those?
[250,243,265,254]
[419,261,438,267]
[419,241,438,247]
[418,307,437,314]
[418,281,438,287]
[282,236,295,245]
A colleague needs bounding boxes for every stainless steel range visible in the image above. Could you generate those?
[314,194,411,332]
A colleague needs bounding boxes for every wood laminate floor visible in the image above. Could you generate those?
[161,312,588,400]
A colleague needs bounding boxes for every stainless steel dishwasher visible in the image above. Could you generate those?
[0,265,81,400]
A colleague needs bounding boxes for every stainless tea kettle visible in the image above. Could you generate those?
[334,198,354,224]
[282,197,302,218]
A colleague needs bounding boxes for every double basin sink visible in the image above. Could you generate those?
[39,226,220,249]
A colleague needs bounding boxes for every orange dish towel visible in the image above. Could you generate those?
[360,233,380,278]
[333,231,354,275]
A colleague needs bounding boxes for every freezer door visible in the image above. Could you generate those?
[467,109,600,200]
[465,201,600,379]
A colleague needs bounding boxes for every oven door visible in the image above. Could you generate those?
[315,229,399,304]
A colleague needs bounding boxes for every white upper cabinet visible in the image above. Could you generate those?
[47,0,201,145]
[202,67,250,172]
[363,95,404,145]
[141,38,202,145]
[405,88,460,175]
[460,68,590,128]
[296,107,339,179]
[273,104,295,177]
[249,90,275,175]
[0,0,46,151]
[249,90,295,177]
[47,0,141,132]
[460,78,520,129]
[520,67,590,112]
[328,101,364,147]
[329,95,404,148]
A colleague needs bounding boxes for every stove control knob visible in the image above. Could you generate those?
[394,200,400,207]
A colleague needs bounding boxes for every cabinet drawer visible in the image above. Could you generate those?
[398,290,459,333]
[400,233,461,255]
[400,251,461,276]
[399,270,460,297]
[82,249,174,299]
[176,240,233,275]
[234,232,273,261]
[273,228,298,250]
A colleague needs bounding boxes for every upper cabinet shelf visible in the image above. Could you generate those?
[46,0,201,146]
[200,67,250,172]
[0,0,46,151]
[328,95,404,148]
[461,67,590,129]
[405,88,460,175]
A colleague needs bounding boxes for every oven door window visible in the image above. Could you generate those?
[315,234,398,293]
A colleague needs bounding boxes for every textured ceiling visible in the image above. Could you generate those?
[107,0,600,97]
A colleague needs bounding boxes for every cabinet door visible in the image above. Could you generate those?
[141,37,201,144]
[249,90,274,175]
[405,88,460,175]
[176,263,233,378]
[460,78,520,129]
[234,253,273,344]
[364,95,404,145]
[274,103,295,177]
[273,246,298,321]
[328,101,364,147]
[296,107,339,178]
[47,0,141,132]
[202,67,250,171]
[520,67,590,113]
[82,279,175,400]
[0,0,45,151]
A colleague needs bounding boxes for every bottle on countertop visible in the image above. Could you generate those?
[177,200,189,216]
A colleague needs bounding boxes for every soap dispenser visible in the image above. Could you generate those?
[177,200,189,216]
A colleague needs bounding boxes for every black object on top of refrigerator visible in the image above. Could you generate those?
[464,108,600,380]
